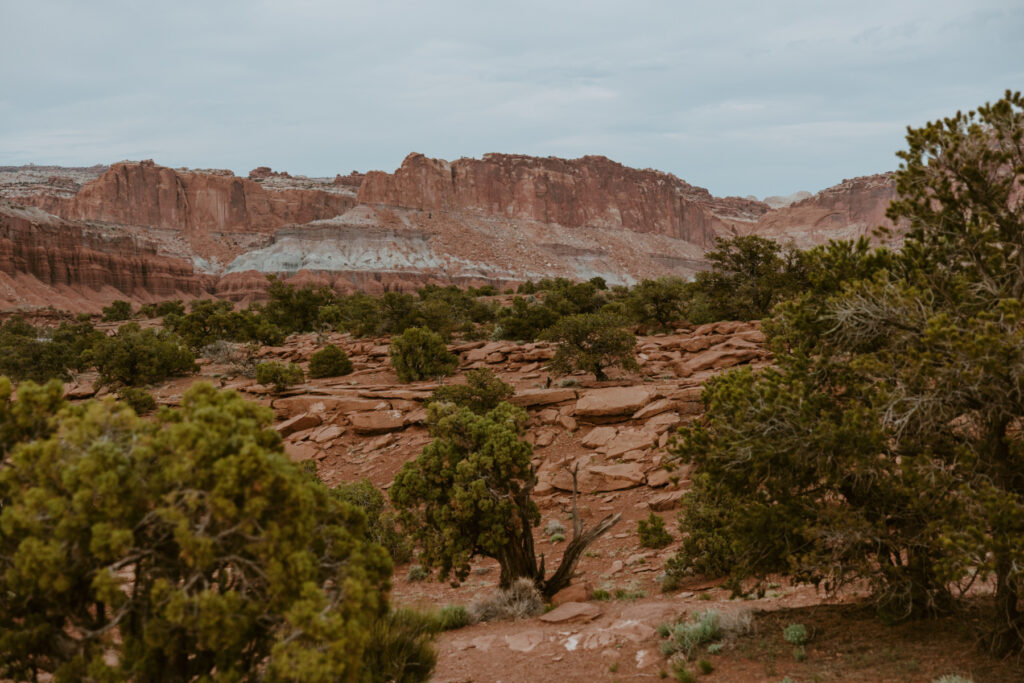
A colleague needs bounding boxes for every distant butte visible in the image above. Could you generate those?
[0,154,896,313]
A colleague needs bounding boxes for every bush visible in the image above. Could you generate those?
[467,578,544,623]
[359,608,440,683]
[428,368,513,414]
[542,312,638,381]
[335,478,413,564]
[627,277,688,329]
[783,623,808,645]
[390,401,620,598]
[91,323,196,387]
[437,605,469,631]
[406,565,428,582]
[101,299,133,321]
[0,317,99,383]
[255,361,304,392]
[388,327,457,382]
[116,386,156,414]
[0,382,396,681]
[638,511,674,549]
[308,344,354,378]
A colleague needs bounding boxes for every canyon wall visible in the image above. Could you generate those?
[20,160,356,237]
[0,202,213,312]
[359,153,769,247]
[0,155,901,313]
[750,173,897,247]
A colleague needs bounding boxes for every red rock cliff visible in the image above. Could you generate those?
[751,173,897,247]
[358,153,769,247]
[22,160,355,235]
[0,201,213,311]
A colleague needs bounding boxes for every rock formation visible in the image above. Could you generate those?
[359,153,769,247]
[0,155,902,312]
[750,173,897,248]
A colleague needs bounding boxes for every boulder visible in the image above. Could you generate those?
[284,441,319,463]
[551,582,592,606]
[553,462,646,493]
[603,429,657,458]
[350,410,405,434]
[575,386,655,418]
[275,412,322,437]
[648,490,686,511]
[311,424,345,444]
[632,398,676,420]
[539,602,602,624]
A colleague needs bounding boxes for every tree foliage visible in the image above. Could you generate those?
[0,382,396,681]
[542,312,638,381]
[101,299,133,322]
[668,92,1024,652]
[91,323,196,388]
[427,368,514,414]
[390,402,618,598]
[308,344,354,379]
[255,361,304,392]
[388,327,457,382]
[627,277,688,330]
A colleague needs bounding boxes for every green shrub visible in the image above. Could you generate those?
[101,299,133,321]
[255,361,304,392]
[638,511,674,549]
[0,382,395,681]
[388,327,457,382]
[592,589,611,601]
[308,344,354,378]
[0,316,100,383]
[783,623,808,645]
[335,478,412,563]
[91,323,196,387]
[117,387,156,414]
[406,565,429,582]
[697,658,714,674]
[542,312,638,381]
[428,368,513,414]
[437,605,469,631]
[361,608,440,683]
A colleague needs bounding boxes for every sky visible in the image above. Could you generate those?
[1,1,1021,198]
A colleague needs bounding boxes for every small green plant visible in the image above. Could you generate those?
[549,533,565,543]
[308,344,353,378]
[429,368,514,413]
[592,588,611,601]
[613,583,646,601]
[672,660,695,683]
[544,519,566,537]
[389,326,458,382]
[116,386,156,414]
[101,299,133,321]
[406,564,428,582]
[609,662,619,673]
[782,623,808,645]
[706,643,723,655]
[638,511,673,549]
[437,605,469,631]
[255,361,304,392]
[697,658,713,674]
[659,610,733,661]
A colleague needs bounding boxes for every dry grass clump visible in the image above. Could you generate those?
[467,578,544,623]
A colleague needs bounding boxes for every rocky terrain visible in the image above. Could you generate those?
[0,155,897,313]
[56,320,1018,682]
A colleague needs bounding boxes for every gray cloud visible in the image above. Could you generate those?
[1,0,1021,197]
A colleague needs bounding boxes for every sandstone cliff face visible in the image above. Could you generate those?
[751,173,897,248]
[21,160,356,237]
[359,153,769,247]
[0,202,213,312]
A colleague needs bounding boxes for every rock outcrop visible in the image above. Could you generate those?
[751,173,897,248]
[359,153,769,247]
[0,201,212,312]
[20,160,355,237]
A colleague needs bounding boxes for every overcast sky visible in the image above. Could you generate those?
[1,1,1021,198]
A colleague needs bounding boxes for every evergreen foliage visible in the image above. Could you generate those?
[388,327,457,382]
[0,382,396,681]
[101,299,133,321]
[308,344,354,378]
[542,312,638,381]
[427,368,514,414]
[255,361,304,392]
[667,92,1024,652]
[91,323,196,388]
[390,401,618,598]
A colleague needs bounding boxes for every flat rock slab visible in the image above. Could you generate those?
[510,388,577,407]
[350,410,406,434]
[540,601,602,624]
[575,386,655,418]
[275,412,322,437]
